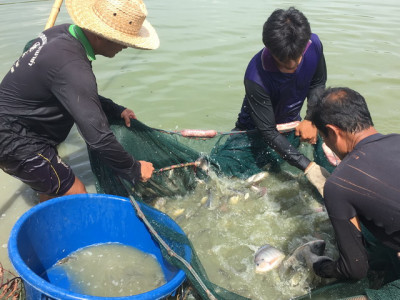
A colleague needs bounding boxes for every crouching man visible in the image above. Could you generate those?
[304,87,400,282]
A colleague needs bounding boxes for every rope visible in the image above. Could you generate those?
[117,177,218,300]
[154,121,299,138]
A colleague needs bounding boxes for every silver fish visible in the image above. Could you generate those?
[254,244,286,273]
[246,171,269,185]
[255,240,326,274]
[204,188,217,210]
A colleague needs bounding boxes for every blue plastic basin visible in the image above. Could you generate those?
[8,193,190,300]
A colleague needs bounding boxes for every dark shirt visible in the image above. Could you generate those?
[315,133,400,280]
[235,33,327,171]
[0,24,141,182]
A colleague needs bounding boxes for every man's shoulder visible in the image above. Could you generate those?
[310,33,321,43]
[356,133,400,150]
[245,49,266,80]
[36,25,89,69]
[326,133,400,185]
[308,33,323,55]
[248,48,264,65]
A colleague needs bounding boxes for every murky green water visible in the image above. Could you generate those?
[153,167,338,299]
[0,0,399,299]
[47,243,165,297]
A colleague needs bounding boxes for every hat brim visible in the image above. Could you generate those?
[65,0,160,50]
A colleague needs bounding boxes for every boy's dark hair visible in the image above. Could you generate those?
[310,87,374,136]
[262,7,311,63]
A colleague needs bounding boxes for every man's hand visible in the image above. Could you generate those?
[304,162,330,197]
[295,120,318,144]
[139,160,154,182]
[305,253,334,270]
[121,108,137,127]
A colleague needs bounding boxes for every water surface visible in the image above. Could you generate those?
[47,243,165,297]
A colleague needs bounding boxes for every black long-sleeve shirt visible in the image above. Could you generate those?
[0,24,141,182]
[314,133,400,280]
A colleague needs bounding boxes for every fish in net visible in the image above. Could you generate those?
[88,116,400,300]
[87,116,338,299]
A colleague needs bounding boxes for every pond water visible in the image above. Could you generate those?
[0,0,399,299]
[47,243,166,297]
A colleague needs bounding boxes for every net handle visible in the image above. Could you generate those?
[44,0,63,30]
[155,161,198,173]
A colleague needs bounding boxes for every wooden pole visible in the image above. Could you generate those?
[44,0,64,30]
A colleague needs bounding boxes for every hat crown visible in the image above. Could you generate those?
[93,0,148,35]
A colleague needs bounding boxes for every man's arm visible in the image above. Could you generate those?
[51,61,143,182]
[313,216,369,280]
[245,79,311,171]
[296,47,327,143]
[313,185,369,280]
[98,95,137,127]
[98,94,126,119]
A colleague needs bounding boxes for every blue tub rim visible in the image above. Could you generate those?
[8,193,189,300]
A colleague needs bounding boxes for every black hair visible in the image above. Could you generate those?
[262,7,311,63]
[310,87,374,136]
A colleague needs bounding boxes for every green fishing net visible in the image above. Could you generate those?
[88,117,333,299]
[89,117,334,201]
[88,116,399,300]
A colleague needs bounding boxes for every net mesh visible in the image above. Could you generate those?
[88,117,399,300]
[89,118,334,201]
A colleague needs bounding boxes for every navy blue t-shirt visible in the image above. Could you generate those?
[235,34,327,170]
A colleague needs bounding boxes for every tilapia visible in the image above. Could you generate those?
[254,239,326,274]
[254,244,286,273]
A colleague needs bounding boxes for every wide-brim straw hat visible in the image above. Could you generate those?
[65,0,159,50]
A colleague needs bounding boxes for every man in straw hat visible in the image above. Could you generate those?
[0,0,159,202]
[233,7,331,196]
